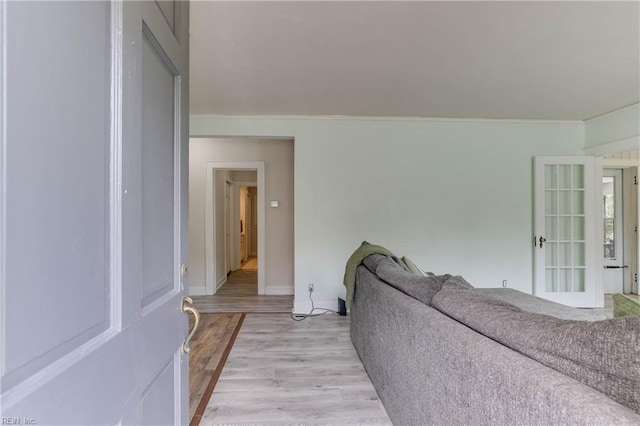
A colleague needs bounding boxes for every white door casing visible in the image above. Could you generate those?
[602,169,624,294]
[533,156,603,308]
[0,1,190,424]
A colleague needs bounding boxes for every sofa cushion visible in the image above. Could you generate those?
[442,275,474,289]
[375,257,443,305]
[432,287,640,414]
[474,288,607,321]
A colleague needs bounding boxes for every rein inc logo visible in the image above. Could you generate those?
[1,418,35,425]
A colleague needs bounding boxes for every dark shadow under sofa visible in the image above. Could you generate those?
[350,254,640,425]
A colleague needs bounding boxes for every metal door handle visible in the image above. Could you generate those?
[603,265,629,269]
[181,296,200,354]
[539,236,546,248]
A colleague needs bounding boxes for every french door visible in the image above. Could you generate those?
[1,1,191,423]
[533,157,602,307]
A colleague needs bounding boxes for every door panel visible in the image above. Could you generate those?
[1,1,190,423]
[534,157,601,307]
[140,28,177,306]
[3,1,111,389]
[141,358,175,425]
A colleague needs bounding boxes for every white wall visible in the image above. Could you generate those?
[191,116,585,313]
[584,103,640,155]
[188,137,294,295]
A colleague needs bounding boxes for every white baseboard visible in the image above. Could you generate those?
[293,298,338,315]
[266,285,294,296]
[216,276,226,291]
[189,286,207,296]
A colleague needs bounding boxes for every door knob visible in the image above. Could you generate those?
[539,236,546,248]
[181,296,200,354]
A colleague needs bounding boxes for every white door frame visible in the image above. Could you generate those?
[585,144,639,295]
[205,161,266,295]
[603,159,639,294]
[602,169,625,293]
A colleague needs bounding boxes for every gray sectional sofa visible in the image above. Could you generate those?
[350,254,640,425]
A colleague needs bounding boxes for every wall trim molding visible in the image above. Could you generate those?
[265,286,294,296]
[293,298,338,315]
[585,102,640,122]
[216,276,226,292]
[190,113,583,125]
[583,136,640,157]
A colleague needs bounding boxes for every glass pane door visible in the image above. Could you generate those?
[534,157,599,307]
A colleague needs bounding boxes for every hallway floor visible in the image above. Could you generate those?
[190,258,293,314]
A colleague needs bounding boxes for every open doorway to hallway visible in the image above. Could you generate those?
[187,137,295,298]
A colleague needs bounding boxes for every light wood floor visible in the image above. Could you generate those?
[199,313,392,425]
[189,261,296,424]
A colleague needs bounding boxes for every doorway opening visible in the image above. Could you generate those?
[205,162,266,295]
[602,151,638,296]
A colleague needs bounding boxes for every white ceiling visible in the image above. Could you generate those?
[189,1,640,121]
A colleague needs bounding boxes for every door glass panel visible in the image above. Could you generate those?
[573,191,584,214]
[559,217,571,240]
[545,165,557,189]
[558,165,572,189]
[546,243,557,266]
[546,269,556,292]
[543,163,587,294]
[573,217,585,241]
[545,191,557,214]
[558,191,571,214]
[558,269,571,292]
[546,218,557,239]
[573,269,585,292]
[558,243,571,266]
[603,176,615,259]
[573,165,584,189]
[573,243,585,266]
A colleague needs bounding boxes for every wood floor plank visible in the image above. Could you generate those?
[189,313,244,424]
[200,313,391,425]
[190,265,390,425]
[191,265,293,314]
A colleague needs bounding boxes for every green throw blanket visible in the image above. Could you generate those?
[343,241,409,308]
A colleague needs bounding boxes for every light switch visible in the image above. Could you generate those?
[270,200,280,208]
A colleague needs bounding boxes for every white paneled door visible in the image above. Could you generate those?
[1,1,191,424]
[533,157,602,308]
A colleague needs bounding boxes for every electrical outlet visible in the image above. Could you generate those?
[308,283,314,293]
[502,280,508,288]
